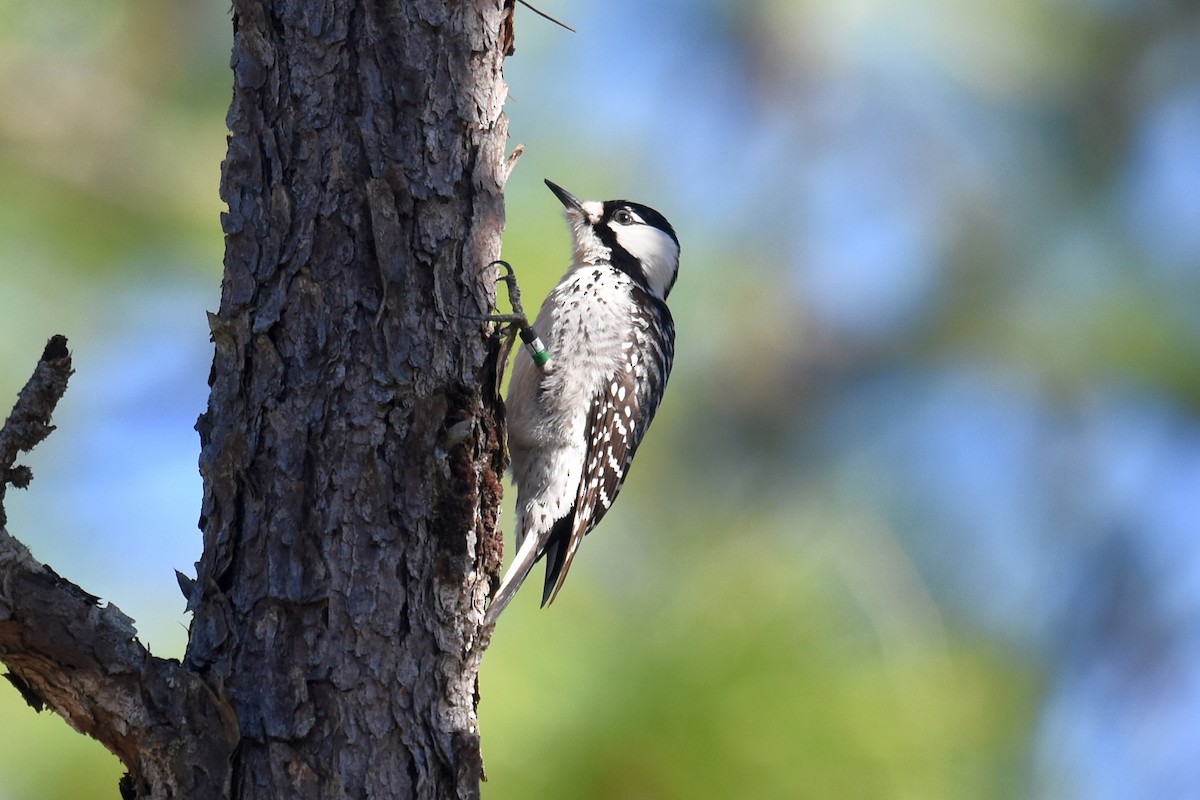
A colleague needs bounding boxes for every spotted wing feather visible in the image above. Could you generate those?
[542,295,675,604]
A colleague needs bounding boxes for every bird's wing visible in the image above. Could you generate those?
[541,298,675,605]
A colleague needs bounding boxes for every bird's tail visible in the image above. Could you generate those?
[483,531,543,627]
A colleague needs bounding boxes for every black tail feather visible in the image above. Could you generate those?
[540,514,572,606]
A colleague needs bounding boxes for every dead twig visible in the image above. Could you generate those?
[0,335,73,527]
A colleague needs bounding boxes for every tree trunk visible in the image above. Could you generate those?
[0,0,511,798]
[186,0,510,796]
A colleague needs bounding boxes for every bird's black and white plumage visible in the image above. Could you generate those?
[484,179,679,626]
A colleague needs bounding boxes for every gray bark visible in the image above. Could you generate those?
[186,0,510,795]
[0,0,512,797]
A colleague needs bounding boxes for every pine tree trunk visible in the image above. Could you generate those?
[0,2,508,795]
[184,0,509,796]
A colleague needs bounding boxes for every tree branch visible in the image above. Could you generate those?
[0,337,238,798]
[0,335,72,528]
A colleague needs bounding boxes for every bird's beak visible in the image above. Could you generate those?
[545,179,583,212]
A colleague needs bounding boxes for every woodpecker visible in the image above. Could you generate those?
[484,179,679,626]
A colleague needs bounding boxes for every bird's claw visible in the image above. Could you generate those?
[485,260,550,372]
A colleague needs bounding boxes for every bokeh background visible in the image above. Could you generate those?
[2,1,1198,797]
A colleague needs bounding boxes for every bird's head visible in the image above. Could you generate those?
[546,179,679,302]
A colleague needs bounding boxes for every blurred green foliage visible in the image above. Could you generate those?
[0,688,124,798]
[481,533,1036,799]
[0,0,226,385]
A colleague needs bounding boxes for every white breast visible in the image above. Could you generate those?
[505,265,636,540]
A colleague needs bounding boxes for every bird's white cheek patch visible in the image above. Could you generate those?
[613,226,678,298]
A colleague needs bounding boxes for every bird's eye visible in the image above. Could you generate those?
[613,209,634,225]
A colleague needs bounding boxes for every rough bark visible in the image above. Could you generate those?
[184,0,510,797]
[0,0,510,797]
